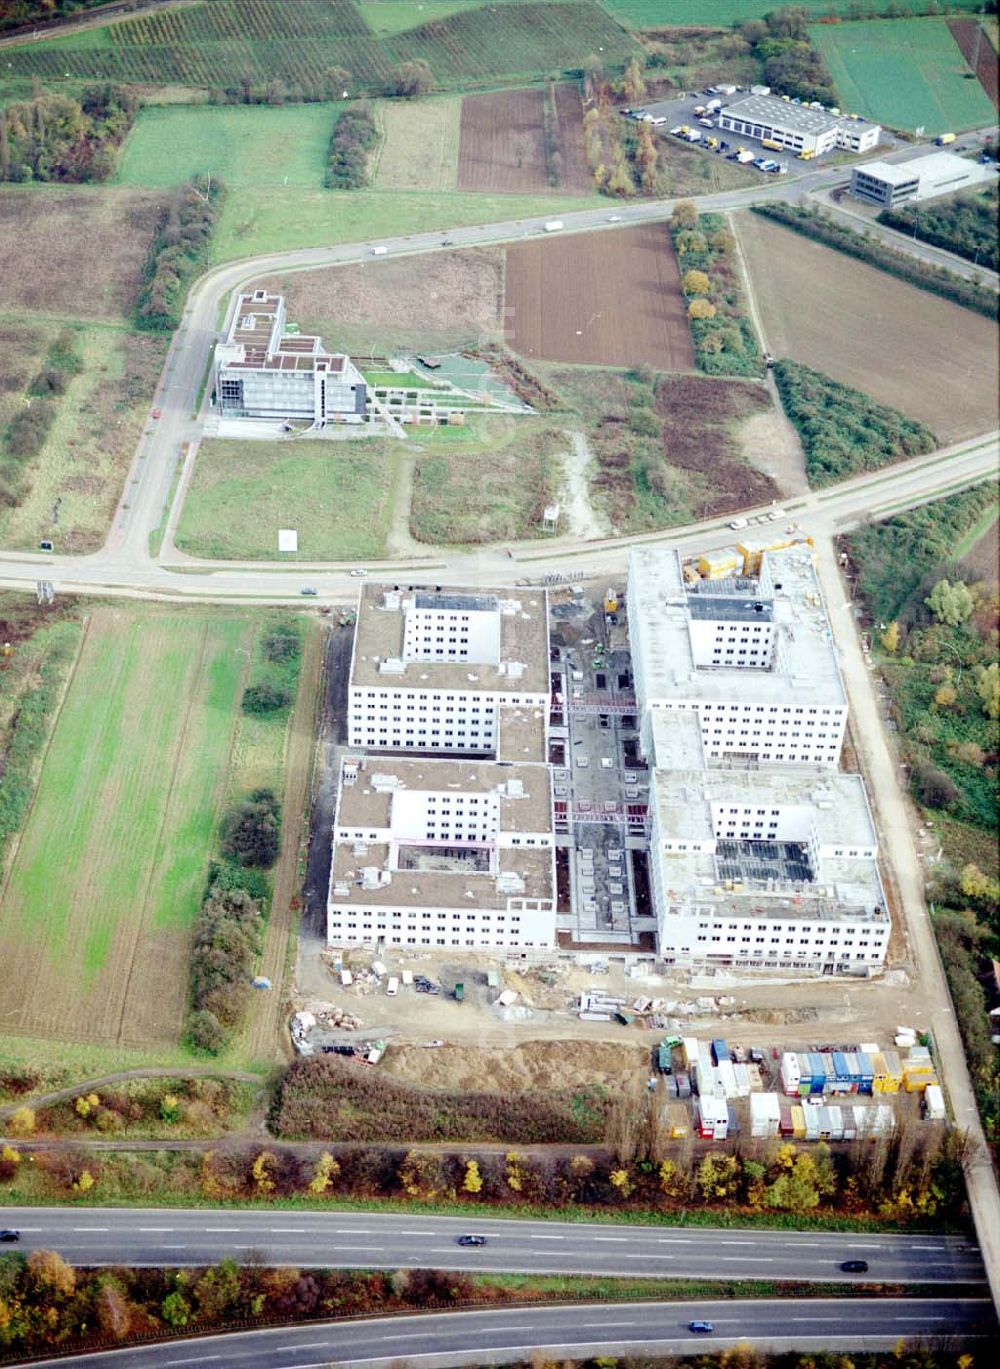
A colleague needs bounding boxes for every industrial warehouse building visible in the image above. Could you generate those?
[347,584,550,757]
[718,93,880,156]
[214,291,367,426]
[327,755,557,952]
[850,150,996,208]
[628,545,849,770]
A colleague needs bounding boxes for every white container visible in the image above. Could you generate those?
[340,969,353,987]
[386,976,399,996]
[401,969,413,986]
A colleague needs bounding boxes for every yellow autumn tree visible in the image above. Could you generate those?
[308,1152,340,1195]
[251,1150,277,1194]
[688,298,717,320]
[609,1167,633,1198]
[682,269,710,295]
[8,1107,35,1137]
[881,621,901,653]
[463,1160,483,1194]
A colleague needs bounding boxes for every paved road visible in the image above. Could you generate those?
[0,1208,986,1283]
[21,1299,999,1369]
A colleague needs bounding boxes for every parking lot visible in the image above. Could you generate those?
[624,87,887,178]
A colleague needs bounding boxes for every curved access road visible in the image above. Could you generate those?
[0,1207,987,1284]
[21,1299,999,1369]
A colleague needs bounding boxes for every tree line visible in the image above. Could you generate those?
[881,186,999,274]
[2,329,82,511]
[0,83,136,183]
[136,176,222,331]
[324,105,378,189]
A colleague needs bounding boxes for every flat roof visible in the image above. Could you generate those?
[722,93,879,136]
[497,705,548,764]
[330,842,553,911]
[853,160,920,186]
[629,547,847,708]
[350,583,549,695]
[652,769,877,849]
[335,756,553,835]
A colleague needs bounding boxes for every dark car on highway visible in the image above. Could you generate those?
[457,1234,487,1247]
[840,1260,869,1273]
[689,1321,714,1333]
[0,1230,19,1243]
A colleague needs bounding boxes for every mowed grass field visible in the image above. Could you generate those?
[736,213,999,443]
[1,0,637,91]
[117,104,335,189]
[0,609,252,1046]
[810,18,996,132]
[599,0,981,24]
[174,439,397,561]
[373,96,462,191]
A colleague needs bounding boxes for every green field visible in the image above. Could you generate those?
[174,438,397,560]
[0,609,253,1045]
[599,0,983,25]
[213,185,597,261]
[1,0,636,91]
[117,104,336,189]
[811,18,996,132]
[356,0,486,35]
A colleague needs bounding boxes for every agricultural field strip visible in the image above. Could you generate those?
[0,612,251,1044]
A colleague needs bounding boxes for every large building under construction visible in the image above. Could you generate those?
[214,290,367,425]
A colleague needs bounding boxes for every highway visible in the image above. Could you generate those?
[20,1299,1000,1369]
[0,1208,987,1284]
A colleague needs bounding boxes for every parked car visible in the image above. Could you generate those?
[0,1231,19,1243]
[689,1321,714,1333]
[349,569,368,577]
[458,1234,487,1247]
[840,1260,869,1273]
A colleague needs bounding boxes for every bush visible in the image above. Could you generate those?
[263,623,301,663]
[913,760,959,810]
[137,177,223,331]
[186,885,266,1053]
[325,104,379,189]
[187,1009,229,1055]
[220,789,281,868]
[241,682,290,715]
[773,359,936,488]
[881,187,998,275]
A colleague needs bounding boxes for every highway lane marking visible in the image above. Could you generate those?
[73,1227,109,1232]
[206,1227,240,1232]
[593,1236,628,1241]
[140,1226,175,1232]
[912,1244,947,1251]
[717,1256,775,1262]
[657,1238,693,1244]
[276,1344,328,1352]
[335,1246,382,1251]
[579,1321,636,1327]
[163,1245,188,1250]
[164,1358,220,1366]
[270,1228,307,1233]
[528,1235,565,1240]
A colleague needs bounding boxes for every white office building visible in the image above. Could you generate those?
[628,546,848,770]
[347,585,550,757]
[648,768,889,976]
[327,755,556,952]
[215,290,367,425]
[718,93,880,156]
[850,151,995,208]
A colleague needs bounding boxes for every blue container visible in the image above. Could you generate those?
[808,1052,826,1094]
[711,1039,731,1065]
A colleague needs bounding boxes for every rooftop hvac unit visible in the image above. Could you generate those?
[331,881,350,898]
[371,773,403,791]
[497,872,526,894]
[360,867,391,890]
[378,657,406,674]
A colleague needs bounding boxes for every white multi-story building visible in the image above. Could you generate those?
[327,754,556,952]
[347,585,550,757]
[629,546,848,770]
[215,290,367,425]
[850,151,996,209]
[718,94,880,156]
[648,768,888,976]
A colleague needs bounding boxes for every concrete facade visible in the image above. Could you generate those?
[719,93,880,156]
[850,151,995,208]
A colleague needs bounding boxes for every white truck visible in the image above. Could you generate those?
[543,220,564,232]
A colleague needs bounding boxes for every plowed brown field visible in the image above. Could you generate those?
[458,88,548,192]
[948,18,998,108]
[457,84,592,194]
[504,223,695,370]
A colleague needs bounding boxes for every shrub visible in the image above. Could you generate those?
[138,177,223,331]
[241,682,290,714]
[220,789,281,868]
[188,1009,229,1055]
[688,298,716,320]
[263,623,301,663]
[913,761,959,810]
[325,104,379,189]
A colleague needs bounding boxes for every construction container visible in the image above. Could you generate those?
[856,1051,874,1094]
[779,1101,794,1136]
[843,1110,858,1141]
[604,588,619,614]
[697,1096,729,1140]
[697,547,743,580]
[750,1091,781,1138]
[747,1063,763,1092]
[881,1050,903,1092]
[792,1104,807,1139]
[718,1060,738,1098]
[869,1050,888,1092]
[822,1054,836,1094]
[808,1052,827,1095]
[682,1037,700,1070]
[738,535,794,575]
[780,1052,801,1095]
[733,1062,752,1098]
[905,1070,938,1094]
[828,1105,844,1141]
[675,1071,692,1099]
[711,1038,731,1065]
[663,1074,679,1098]
[924,1084,946,1121]
[804,1106,820,1142]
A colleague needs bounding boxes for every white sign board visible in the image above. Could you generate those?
[278,529,298,553]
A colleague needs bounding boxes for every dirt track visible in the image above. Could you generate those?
[504,224,695,370]
[948,18,999,108]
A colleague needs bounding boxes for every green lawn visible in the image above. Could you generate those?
[0,608,253,1044]
[174,438,397,560]
[117,104,336,189]
[356,0,486,35]
[599,0,982,24]
[213,186,598,261]
[810,18,996,133]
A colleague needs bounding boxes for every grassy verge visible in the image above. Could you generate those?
[751,203,997,319]
[173,438,396,561]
